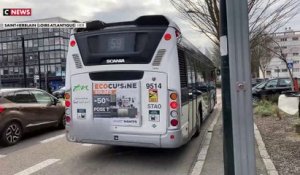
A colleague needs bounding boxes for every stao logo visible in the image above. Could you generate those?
[3,8,32,16]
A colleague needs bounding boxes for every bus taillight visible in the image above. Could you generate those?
[65,100,71,107]
[170,119,179,126]
[66,116,72,123]
[169,90,180,129]
[70,40,76,47]
[164,33,172,41]
[170,101,178,109]
[170,93,177,100]
[170,110,178,118]
[64,91,72,125]
[65,93,71,100]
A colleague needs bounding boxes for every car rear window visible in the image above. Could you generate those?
[75,27,167,65]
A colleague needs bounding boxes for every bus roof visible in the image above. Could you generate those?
[74,15,180,33]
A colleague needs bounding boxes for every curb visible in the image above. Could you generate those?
[190,104,221,175]
[254,124,279,175]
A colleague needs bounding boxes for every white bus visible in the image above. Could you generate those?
[64,15,216,148]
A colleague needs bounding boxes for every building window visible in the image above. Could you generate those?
[293,60,299,64]
[3,43,7,50]
[55,37,61,45]
[266,71,271,75]
[49,38,54,45]
[293,53,299,56]
[293,68,300,72]
[275,69,280,73]
[38,39,43,46]
[281,46,287,49]
[33,40,38,47]
[282,69,288,72]
[28,40,33,47]
[44,38,49,46]
[281,38,287,41]
[292,37,299,41]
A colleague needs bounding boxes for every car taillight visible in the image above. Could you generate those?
[0,105,5,113]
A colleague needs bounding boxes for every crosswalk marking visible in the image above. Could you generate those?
[14,159,60,175]
[0,154,7,158]
[40,134,65,144]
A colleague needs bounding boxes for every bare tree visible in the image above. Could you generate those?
[251,35,273,78]
[265,36,294,90]
[170,0,300,75]
[210,44,221,68]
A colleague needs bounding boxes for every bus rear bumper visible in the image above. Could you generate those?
[66,129,185,148]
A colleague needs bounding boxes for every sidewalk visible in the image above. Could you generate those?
[199,113,268,175]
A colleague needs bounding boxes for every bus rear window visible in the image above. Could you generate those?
[75,27,167,65]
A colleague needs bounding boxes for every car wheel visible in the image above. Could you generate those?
[0,122,23,146]
[58,115,66,129]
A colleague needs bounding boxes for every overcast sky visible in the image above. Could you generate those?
[0,0,300,54]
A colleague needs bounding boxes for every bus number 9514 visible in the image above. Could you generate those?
[146,83,162,89]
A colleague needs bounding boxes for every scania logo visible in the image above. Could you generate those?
[106,59,125,64]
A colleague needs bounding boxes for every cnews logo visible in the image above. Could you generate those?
[3,8,32,16]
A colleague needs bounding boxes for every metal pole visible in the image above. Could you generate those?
[38,51,41,89]
[21,36,27,88]
[221,0,256,174]
[0,53,2,89]
[219,0,235,174]
[45,62,48,91]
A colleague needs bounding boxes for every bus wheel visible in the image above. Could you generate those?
[194,104,203,137]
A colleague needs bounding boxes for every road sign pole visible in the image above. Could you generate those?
[220,0,256,174]
[219,0,235,174]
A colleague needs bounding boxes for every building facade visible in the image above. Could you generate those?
[262,28,300,79]
[0,17,71,92]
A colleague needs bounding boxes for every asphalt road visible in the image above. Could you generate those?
[0,107,220,175]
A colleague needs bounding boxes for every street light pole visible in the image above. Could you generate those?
[219,0,235,174]
[21,36,27,88]
[220,0,256,174]
[38,51,41,89]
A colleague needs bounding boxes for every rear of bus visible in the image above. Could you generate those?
[65,15,188,148]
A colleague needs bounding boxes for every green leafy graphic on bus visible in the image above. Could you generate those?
[73,84,89,92]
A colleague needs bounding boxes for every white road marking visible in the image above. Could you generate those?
[40,134,65,144]
[82,143,93,147]
[0,154,7,158]
[14,159,60,175]
[191,108,221,175]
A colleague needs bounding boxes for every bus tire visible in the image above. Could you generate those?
[194,104,203,137]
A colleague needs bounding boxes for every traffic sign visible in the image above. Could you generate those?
[287,61,293,69]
